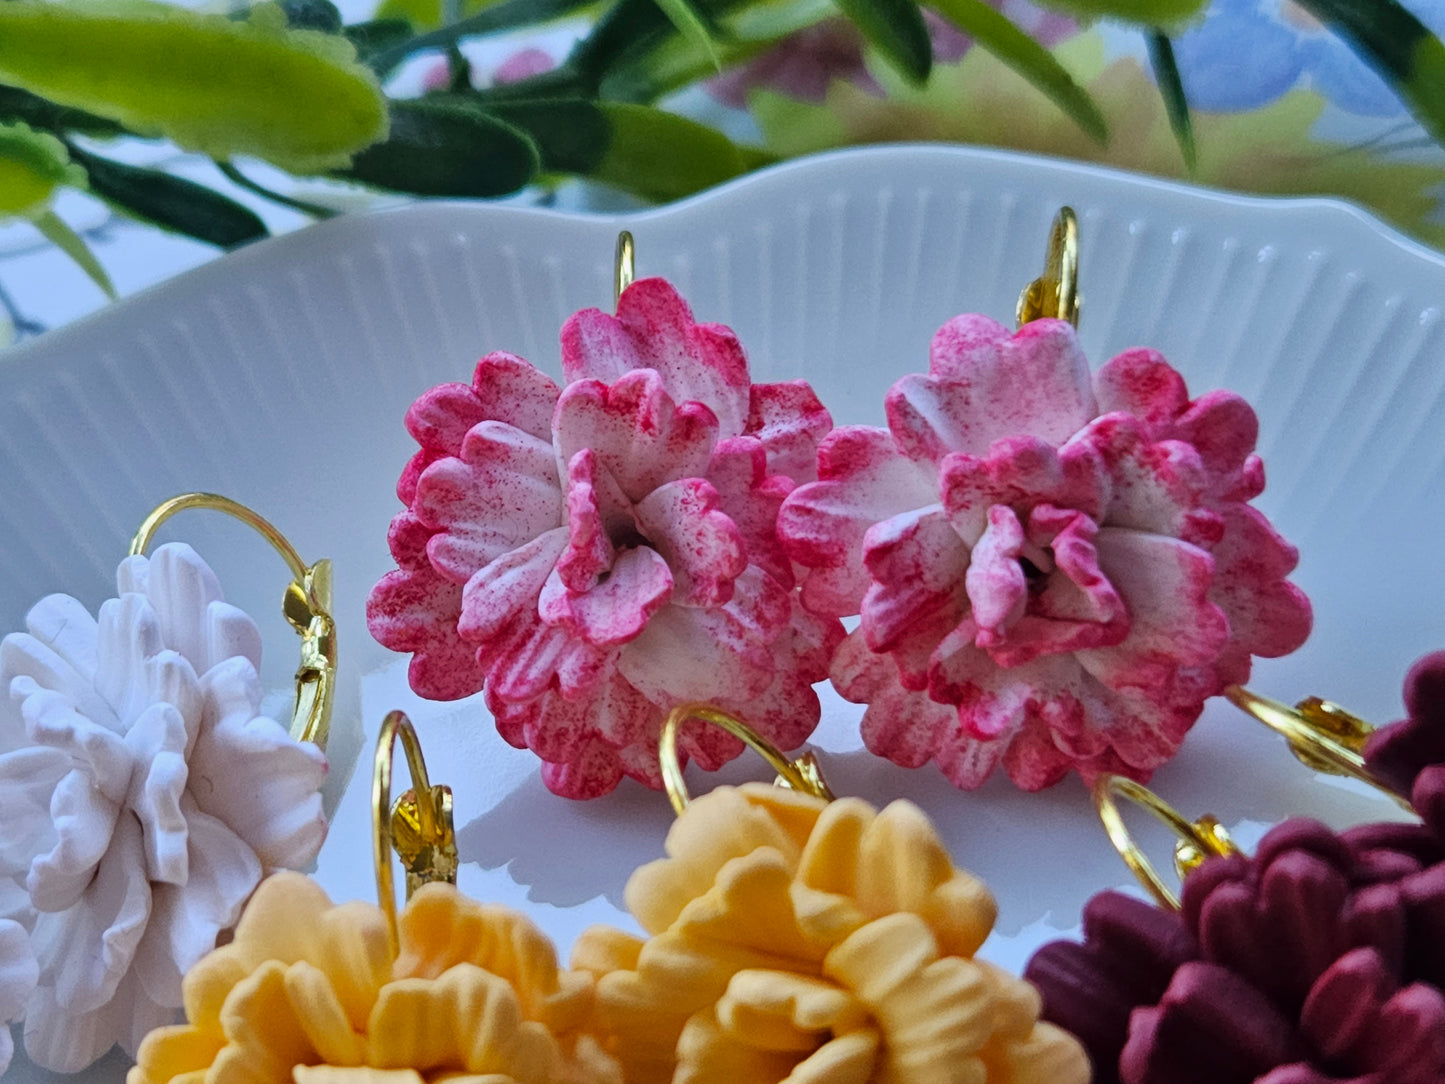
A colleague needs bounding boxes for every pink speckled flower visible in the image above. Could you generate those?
[368,278,840,799]
[777,314,1311,790]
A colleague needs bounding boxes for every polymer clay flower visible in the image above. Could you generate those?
[0,543,328,1071]
[368,278,841,799]
[777,315,1311,790]
[0,919,36,1075]
[572,782,1089,1083]
[1026,808,1445,1084]
[129,872,622,1084]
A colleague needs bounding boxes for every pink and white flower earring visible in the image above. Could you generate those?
[368,233,843,800]
[777,208,1312,792]
[0,492,334,1072]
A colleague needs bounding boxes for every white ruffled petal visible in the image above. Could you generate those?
[123,701,191,885]
[19,682,132,802]
[0,746,67,877]
[122,545,263,677]
[94,594,165,729]
[21,971,119,1072]
[31,811,150,1016]
[0,919,37,1022]
[193,660,327,871]
[27,770,121,913]
[132,799,260,1010]
[2,626,119,742]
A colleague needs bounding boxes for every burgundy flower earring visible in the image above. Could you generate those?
[367,233,843,799]
[1024,719,1445,1084]
[776,208,1312,791]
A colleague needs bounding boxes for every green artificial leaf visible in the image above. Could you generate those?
[344,17,414,64]
[1293,0,1445,148]
[931,0,1107,143]
[1146,29,1196,171]
[34,210,114,298]
[0,0,388,174]
[276,0,343,32]
[0,86,126,137]
[0,120,83,216]
[66,143,266,247]
[483,98,759,200]
[651,0,721,71]
[835,0,932,85]
[367,0,593,76]
[1028,0,1206,24]
[341,97,540,196]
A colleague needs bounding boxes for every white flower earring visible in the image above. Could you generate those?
[0,492,336,1073]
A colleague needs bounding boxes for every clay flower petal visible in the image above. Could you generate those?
[0,918,36,1075]
[129,873,623,1084]
[779,315,1310,790]
[0,544,328,1073]
[575,783,1087,1083]
[1365,651,1445,799]
[561,277,751,440]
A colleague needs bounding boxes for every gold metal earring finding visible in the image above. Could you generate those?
[1224,685,1412,812]
[130,492,336,747]
[372,710,458,953]
[659,703,835,815]
[1092,774,1240,911]
[1017,206,1080,329]
[615,230,635,309]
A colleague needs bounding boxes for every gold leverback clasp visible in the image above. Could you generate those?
[659,703,835,814]
[1092,774,1242,911]
[615,229,636,309]
[130,492,336,747]
[1017,206,1081,329]
[372,710,459,953]
[1224,684,1412,812]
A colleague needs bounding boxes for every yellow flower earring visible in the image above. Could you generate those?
[129,711,622,1084]
[573,703,1091,1084]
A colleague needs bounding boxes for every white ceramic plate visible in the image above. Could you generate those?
[5,145,1442,1081]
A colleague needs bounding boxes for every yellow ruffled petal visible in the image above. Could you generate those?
[292,1070,425,1084]
[213,960,318,1083]
[714,969,867,1051]
[313,902,393,1031]
[182,948,252,1034]
[979,1020,1091,1084]
[781,1029,880,1084]
[127,1026,225,1084]
[285,960,366,1065]
[672,850,828,964]
[626,786,822,934]
[674,1010,808,1084]
[228,873,336,969]
[975,962,1042,1041]
[571,927,644,980]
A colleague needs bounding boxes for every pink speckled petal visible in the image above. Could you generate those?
[940,436,1101,545]
[457,527,568,644]
[619,566,789,704]
[539,546,674,648]
[366,566,484,701]
[709,437,795,589]
[405,351,560,454]
[1168,391,1260,486]
[887,316,1096,463]
[1079,415,1220,546]
[746,380,833,482]
[386,510,434,571]
[554,371,720,503]
[477,607,615,702]
[965,505,1029,641]
[1205,505,1311,662]
[633,477,747,607]
[858,505,969,655]
[778,426,937,618]
[555,450,629,594]
[834,631,954,773]
[1093,348,1190,431]
[561,277,751,439]
[1076,530,1228,692]
[416,421,564,583]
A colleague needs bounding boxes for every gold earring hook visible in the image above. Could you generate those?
[1092,774,1240,911]
[130,492,336,748]
[659,703,835,815]
[1016,206,1080,329]
[614,230,635,309]
[372,710,458,954]
[1224,685,1412,813]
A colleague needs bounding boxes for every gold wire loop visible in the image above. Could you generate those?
[372,710,458,954]
[130,492,336,747]
[615,230,635,308]
[1016,206,1081,329]
[1224,686,1412,812]
[659,703,835,815]
[1092,774,1240,911]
